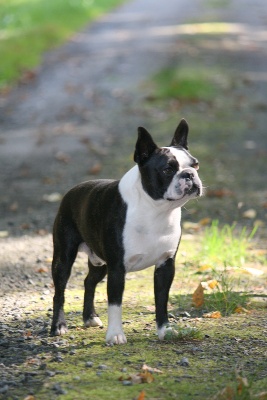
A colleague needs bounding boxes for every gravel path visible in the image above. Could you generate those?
[1,0,267,397]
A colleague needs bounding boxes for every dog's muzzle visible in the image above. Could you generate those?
[180,170,202,197]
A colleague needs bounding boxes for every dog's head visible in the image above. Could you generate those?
[134,119,202,206]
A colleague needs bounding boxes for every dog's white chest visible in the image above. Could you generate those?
[119,166,182,272]
[123,209,181,272]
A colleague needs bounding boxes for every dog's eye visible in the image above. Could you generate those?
[192,162,199,170]
[163,167,174,176]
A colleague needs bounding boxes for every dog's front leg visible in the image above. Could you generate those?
[105,265,127,344]
[154,258,175,340]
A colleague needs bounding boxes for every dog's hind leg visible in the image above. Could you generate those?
[83,261,107,328]
[50,220,81,336]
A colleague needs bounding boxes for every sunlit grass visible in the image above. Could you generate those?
[0,0,124,87]
[198,220,258,268]
[149,65,222,101]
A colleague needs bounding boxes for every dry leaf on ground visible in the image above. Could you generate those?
[203,311,222,319]
[234,306,250,314]
[192,283,205,307]
[142,364,163,374]
[243,209,257,219]
[207,189,234,198]
[207,279,219,289]
[139,371,154,383]
[137,390,146,400]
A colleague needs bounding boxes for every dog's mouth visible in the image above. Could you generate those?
[187,183,201,197]
[166,183,201,201]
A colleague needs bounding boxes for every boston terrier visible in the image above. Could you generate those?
[50,119,202,344]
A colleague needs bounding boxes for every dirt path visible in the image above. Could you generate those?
[0,0,267,398]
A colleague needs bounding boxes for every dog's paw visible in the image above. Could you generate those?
[50,323,68,336]
[84,316,103,328]
[106,331,127,345]
[157,325,174,341]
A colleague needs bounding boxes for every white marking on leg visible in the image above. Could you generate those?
[157,324,174,340]
[84,316,103,328]
[106,305,127,344]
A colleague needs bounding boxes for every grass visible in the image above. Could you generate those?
[197,220,258,268]
[147,65,225,102]
[0,0,124,87]
[172,221,264,317]
[3,222,266,399]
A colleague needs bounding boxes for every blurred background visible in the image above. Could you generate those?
[0,0,267,237]
[1,2,267,398]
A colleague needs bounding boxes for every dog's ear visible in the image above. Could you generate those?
[134,127,158,165]
[170,119,189,149]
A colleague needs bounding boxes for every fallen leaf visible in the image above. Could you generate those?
[197,264,213,273]
[243,209,256,219]
[142,364,162,374]
[119,372,153,385]
[24,396,36,400]
[199,217,211,226]
[192,283,205,307]
[207,189,234,198]
[207,279,219,289]
[140,371,154,383]
[43,193,62,202]
[234,306,250,314]
[37,267,49,274]
[137,390,146,400]
[89,162,102,175]
[203,311,222,319]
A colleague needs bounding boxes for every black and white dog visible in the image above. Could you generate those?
[50,119,202,344]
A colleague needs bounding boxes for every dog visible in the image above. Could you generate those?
[50,119,202,344]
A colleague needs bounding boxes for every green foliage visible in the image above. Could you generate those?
[0,0,124,87]
[164,323,203,341]
[204,267,249,316]
[150,66,219,101]
[198,220,257,267]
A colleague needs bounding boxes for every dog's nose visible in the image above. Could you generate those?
[180,171,194,181]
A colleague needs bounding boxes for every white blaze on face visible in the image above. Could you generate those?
[164,146,193,169]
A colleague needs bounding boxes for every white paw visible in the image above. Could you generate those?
[51,324,68,336]
[106,331,127,345]
[157,325,175,340]
[84,316,103,328]
[106,305,127,344]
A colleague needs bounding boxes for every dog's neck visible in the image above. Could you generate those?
[119,165,180,212]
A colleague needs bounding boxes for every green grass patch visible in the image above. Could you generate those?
[163,323,203,341]
[0,0,124,87]
[172,221,265,317]
[198,220,258,267]
[148,65,222,102]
